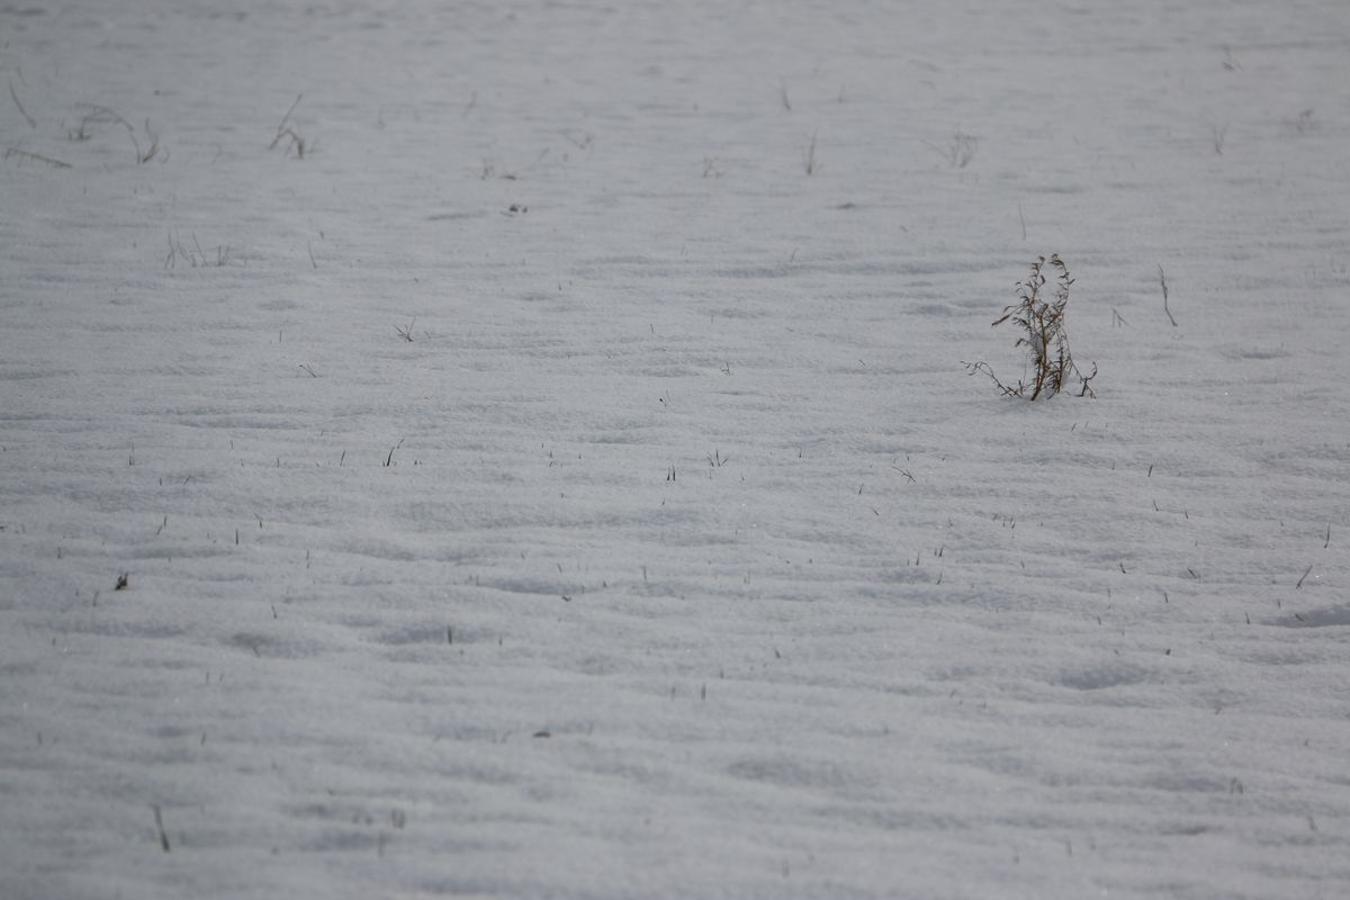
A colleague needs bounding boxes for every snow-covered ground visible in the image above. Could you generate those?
[3,1,1350,897]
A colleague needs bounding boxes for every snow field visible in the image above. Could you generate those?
[3,1,1350,897]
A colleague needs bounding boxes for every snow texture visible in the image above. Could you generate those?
[2,1,1350,898]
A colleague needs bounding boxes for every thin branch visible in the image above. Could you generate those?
[139,118,161,164]
[151,804,170,852]
[1158,265,1177,326]
[276,93,302,134]
[803,130,818,175]
[8,78,35,128]
[74,103,143,161]
[269,94,306,157]
[4,146,72,168]
[963,360,1021,398]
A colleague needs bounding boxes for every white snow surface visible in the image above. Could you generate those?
[3,1,1350,897]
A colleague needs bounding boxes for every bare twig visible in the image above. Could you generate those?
[151,804,171,852]
[73,103,143,161]
[8,78,35,128]
[962,360,1021,398]
[270,93,307,158]
[1158,264,1177,326]
[1076,362,1098,398]
[276,93,302,133]
[925,132,978,169]
[164,231,232,269]
[1210,122,1228,156]
[139,119,161,163]
[4,147,72,168]
[803,130,818,175]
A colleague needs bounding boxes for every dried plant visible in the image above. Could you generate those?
[926,131,978,169]
[803,130,819,175]
[68,103,163,163]
[1158,264,1177,326]
[270,94,308,158]
[164,231,232,269]
[966,254,1096,399]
